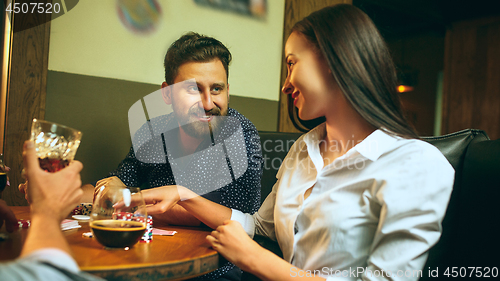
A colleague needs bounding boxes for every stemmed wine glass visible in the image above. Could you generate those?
[30,119,82,172]
[90,184,147,249]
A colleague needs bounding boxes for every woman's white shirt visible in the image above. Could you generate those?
[231,124,454,280]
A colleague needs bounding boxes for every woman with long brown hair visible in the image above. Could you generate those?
[137,5,454,280]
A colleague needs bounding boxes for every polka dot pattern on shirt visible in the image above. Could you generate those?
[106,108,263,279]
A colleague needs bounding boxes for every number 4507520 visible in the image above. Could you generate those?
[5,2,61,14]
[443,267,498,278]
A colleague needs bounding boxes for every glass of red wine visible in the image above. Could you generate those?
[30,119,82,172]
[90,184,147,249]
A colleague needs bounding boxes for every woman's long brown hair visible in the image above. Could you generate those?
[289,4,418,139]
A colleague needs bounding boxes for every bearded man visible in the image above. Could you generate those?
[82,32,263,281]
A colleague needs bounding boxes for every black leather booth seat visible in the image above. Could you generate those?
[248,129,499,280]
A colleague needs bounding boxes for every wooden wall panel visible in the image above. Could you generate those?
[278,0,352,132]
[1,3,12,154]
[1,6,51,206]
[388,34,445,136]
[442,16,500,140]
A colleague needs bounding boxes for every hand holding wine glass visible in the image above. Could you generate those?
[22,140,84,221]
[93,176,126,203]
[30,119,82,172]
[18,119,82,203]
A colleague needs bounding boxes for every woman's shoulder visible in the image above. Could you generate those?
[393,137,444,155]
[385,137,453,171]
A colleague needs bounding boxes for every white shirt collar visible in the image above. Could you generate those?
[355,129,399,161]
[303,123,400,163]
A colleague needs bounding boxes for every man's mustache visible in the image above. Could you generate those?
[189,106,221,116]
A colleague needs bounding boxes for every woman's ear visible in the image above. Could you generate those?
[161,82,172,105]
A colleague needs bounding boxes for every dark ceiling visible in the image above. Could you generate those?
[353,0,500,39]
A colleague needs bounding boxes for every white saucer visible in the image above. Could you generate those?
[72,215,90,220]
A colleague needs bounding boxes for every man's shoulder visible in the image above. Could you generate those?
[227,108,257,134]
[227,107,246,120]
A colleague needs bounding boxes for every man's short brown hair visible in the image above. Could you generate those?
[164,32,232,85]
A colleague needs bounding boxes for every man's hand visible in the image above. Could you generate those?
[0,165,10,173]
[23,140,83,221]
[93,176,126,202]
[18,180,29,203]
[0,199,18,232]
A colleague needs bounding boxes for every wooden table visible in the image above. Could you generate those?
[0,207,219,281]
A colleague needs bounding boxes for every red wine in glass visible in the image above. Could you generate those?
[38,157,70,172]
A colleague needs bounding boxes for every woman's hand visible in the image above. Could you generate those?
[140,186,182,215]
[206,220,263,272]
[208,220,326,281]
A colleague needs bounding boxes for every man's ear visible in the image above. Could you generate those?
[227,83,230,102]
[161,82,172,105]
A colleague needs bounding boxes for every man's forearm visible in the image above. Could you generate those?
[21,214,71,257]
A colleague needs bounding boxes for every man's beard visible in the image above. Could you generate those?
[174,105,228,139]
